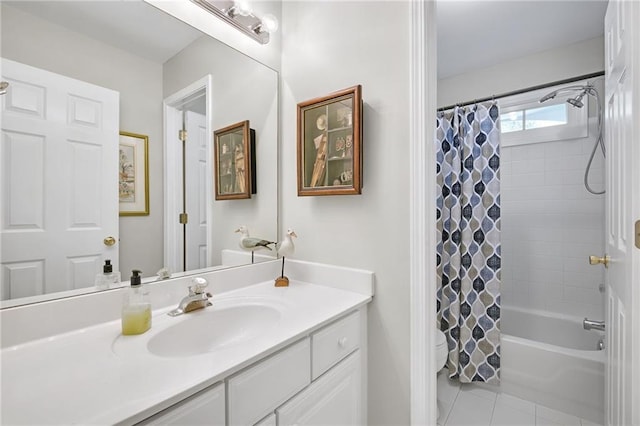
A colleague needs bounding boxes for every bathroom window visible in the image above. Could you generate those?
[499,84,589,146]
[501,104,569,134]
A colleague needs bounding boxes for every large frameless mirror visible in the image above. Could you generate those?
[0,0,278,308]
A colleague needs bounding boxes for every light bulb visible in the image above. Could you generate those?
[261,14,279,33]
[234,1,252,16]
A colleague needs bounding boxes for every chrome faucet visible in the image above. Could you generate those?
[583,318,605,332]
[168,277,212,316]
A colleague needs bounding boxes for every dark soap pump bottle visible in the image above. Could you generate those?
[121,270,151,335]
[95,259,121,290]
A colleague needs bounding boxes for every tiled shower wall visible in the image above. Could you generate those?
[500,121,606,320]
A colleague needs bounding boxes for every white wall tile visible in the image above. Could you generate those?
[511,172,547,187]
[545,155,585,172]
[563,270,603,288]
[501,135,604,317]
[512,159,546,174]
[509,144,546,161]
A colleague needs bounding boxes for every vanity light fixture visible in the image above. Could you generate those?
[190,0,277,45]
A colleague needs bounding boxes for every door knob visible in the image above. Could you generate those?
[589,255,609,268]
[103,236,117,246]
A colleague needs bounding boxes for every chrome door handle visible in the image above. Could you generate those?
[589,255,609,268]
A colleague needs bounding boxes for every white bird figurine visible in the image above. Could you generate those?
[275,228,297,287]
[277,228,297,258]
[235,226,275,263]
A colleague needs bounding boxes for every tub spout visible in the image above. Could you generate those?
[583,318,605,332]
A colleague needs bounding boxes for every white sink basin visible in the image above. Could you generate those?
[112,302,282,358]
[147,303,281,357]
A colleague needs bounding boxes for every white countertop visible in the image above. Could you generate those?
[1,280,371,425]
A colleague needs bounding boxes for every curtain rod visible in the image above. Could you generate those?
[438,71,605,112]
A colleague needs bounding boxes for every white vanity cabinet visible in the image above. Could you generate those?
[137,382,225,425]
[137,308,365,426]
[273,311,363,426]
[227,338,312,425]
[276,350,361,425]
[254,413,277,426]
[249,310,364,426]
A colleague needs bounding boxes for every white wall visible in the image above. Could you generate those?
[163,36,279,266]
[438,36,605,108]
[280,2,411,423]
[1,4,164,281]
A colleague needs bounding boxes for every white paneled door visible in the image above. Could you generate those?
[1,58,119,300]
[185,110,207,271]
[603,2,640,426]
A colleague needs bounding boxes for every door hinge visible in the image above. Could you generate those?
[635,220,640,249]
[178,130,187,142]
[179,213,188,224]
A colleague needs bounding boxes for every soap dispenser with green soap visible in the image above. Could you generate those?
[121,270,151,335]
[95,259,121,290]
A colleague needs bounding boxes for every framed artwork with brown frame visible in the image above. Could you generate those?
[214,120,255,200]
[297,85,362,196]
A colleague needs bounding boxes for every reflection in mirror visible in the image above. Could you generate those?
[0,0,278,308]
[214,120,255,201]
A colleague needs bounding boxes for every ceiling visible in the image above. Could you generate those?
[8,0,608,79]
[437,0,609,79]
[5,1,203,64]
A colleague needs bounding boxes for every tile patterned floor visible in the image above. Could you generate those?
[437,373,603,426]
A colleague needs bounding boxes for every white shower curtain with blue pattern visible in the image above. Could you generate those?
[435,102,501,384]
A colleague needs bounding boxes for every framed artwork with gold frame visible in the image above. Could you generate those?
[119,131,149,216]
[297,85,362,196]
[214,120,254,200]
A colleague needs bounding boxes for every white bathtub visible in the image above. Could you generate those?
[500,306,605,424]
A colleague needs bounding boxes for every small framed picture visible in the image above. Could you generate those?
[297,85,362,196]
[119,131,149,216]
[214,120,255,200]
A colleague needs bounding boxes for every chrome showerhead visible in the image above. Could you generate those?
[567,91,586,108]
[539,91,557,103]
[540,84,592,105]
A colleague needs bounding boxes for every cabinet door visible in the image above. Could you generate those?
[255,413,277,426]
[276,350,361,426]
[228,338,311,425]
[137,382,225,425]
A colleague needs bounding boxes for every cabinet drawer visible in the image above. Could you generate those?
[137,382,225,425]
[227,338,311,425]
[311,311,360,380]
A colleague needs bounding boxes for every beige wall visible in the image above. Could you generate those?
[163,36,279,264]
[438,36,605,108]
[1,4,164,280]
[280,2,411,423]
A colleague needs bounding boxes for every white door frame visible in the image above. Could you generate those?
[163,75,213,273]
[409,1,437,425]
